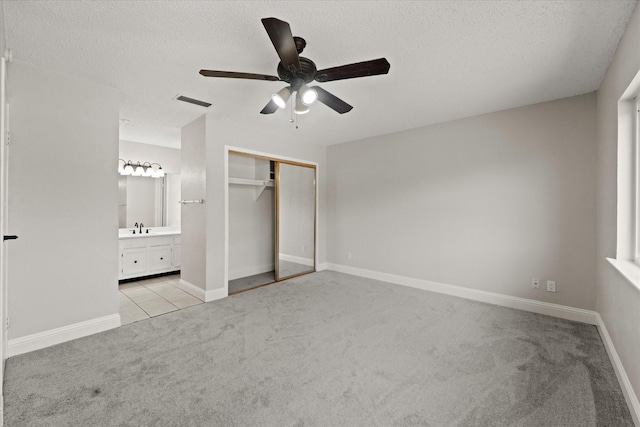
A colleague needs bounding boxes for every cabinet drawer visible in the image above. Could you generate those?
[148,236,173,247]
[122,248,147,276]
[149,245,172,272]
[120,238,147,249]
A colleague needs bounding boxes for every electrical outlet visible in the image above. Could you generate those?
[347,251,352,259]
[531,278,540,289]
[547,280,556,292]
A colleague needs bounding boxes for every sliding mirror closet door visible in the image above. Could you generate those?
[277,162,316,280]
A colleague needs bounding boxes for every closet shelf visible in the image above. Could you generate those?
[229,176,274,201]
[228,177,274,187]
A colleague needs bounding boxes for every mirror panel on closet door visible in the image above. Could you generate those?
[277,162,316,280]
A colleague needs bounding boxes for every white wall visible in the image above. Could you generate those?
[181,116,206,290]
[119,139,180,174]
[228,154,274,280]
[7,60,119,339]
[165,173,181,227]
[596,1,640,412]
[327,93,597,310]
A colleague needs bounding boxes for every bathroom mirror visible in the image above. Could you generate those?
[276,162,316,280]
[118,173,181,228]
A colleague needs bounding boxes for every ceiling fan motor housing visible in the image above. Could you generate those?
[278,57,317,88]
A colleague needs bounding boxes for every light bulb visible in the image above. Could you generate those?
[272,86,291,109]
[123,164,134,176]
[294,92,310,114]
[300,85,318,105]
[133,165,144,176]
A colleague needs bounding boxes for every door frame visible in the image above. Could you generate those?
[0,55,8,425]
[224,146,319,296]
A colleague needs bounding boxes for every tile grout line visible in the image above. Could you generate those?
[118,276,187,322]
[140,283,181,313]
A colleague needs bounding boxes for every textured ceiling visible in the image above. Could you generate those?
[3,1,637,148]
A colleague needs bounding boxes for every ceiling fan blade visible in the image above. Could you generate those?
[199,70,280,81]
[260,99,279,114]
[261,17,301,72]
[315,58,390,82]
[312,87,353,114]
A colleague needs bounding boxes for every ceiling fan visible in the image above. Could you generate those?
[199,17,391,115]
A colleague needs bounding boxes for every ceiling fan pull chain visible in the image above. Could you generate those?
[290,98,295,124]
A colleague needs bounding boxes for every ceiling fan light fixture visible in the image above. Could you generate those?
[294,91,310,114]
[272,86,291,109]
[300,84,318,106]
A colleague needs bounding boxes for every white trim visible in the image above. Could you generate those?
[316,262,328,271]
[228,263,275,281]
[179,279,227,302]
[279,253,314,267]
[7,314,121,357]
[596,313,640,425]
[607,258,640,293]
[325,263,598,325]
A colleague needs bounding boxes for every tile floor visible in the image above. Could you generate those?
[119,274,203,325]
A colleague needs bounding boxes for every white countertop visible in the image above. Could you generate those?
[119,227,181,239]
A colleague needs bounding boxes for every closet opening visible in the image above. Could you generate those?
[228,151,316,294]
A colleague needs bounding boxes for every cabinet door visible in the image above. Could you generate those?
[149,245,172,273]
[122,248,147,277]
[173,244,181,269]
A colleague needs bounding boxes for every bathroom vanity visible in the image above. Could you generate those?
[118,227,181,280]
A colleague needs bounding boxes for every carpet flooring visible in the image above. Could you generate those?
[3,271,633,426]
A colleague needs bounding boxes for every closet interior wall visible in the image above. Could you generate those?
[228,154,276,282]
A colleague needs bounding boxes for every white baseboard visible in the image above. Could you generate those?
[596,313,640,425]
[325,263,598,325]
[179,279,227,303]
[316,262,327,271]
[279,253,314,267]
[7,314,121,358]
[228,263,275,281]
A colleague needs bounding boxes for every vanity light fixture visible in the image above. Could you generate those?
[118,159,164,178]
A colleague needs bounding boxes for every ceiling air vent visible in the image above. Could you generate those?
[175,95,211,108]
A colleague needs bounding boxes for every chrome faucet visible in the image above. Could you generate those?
[139,222,144,234]
[133,222,138,234]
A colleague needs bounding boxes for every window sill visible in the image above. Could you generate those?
[606,258,640,293]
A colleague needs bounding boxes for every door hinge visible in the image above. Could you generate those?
[5,316,9,330]
[6,131,11,145]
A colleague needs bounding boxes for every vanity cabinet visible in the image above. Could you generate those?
[122,247,147,277]
[173,236,181,269]
[119,234,181,280]
[149,244,172,273]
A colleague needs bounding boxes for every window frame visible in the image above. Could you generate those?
[635,97,640,264]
